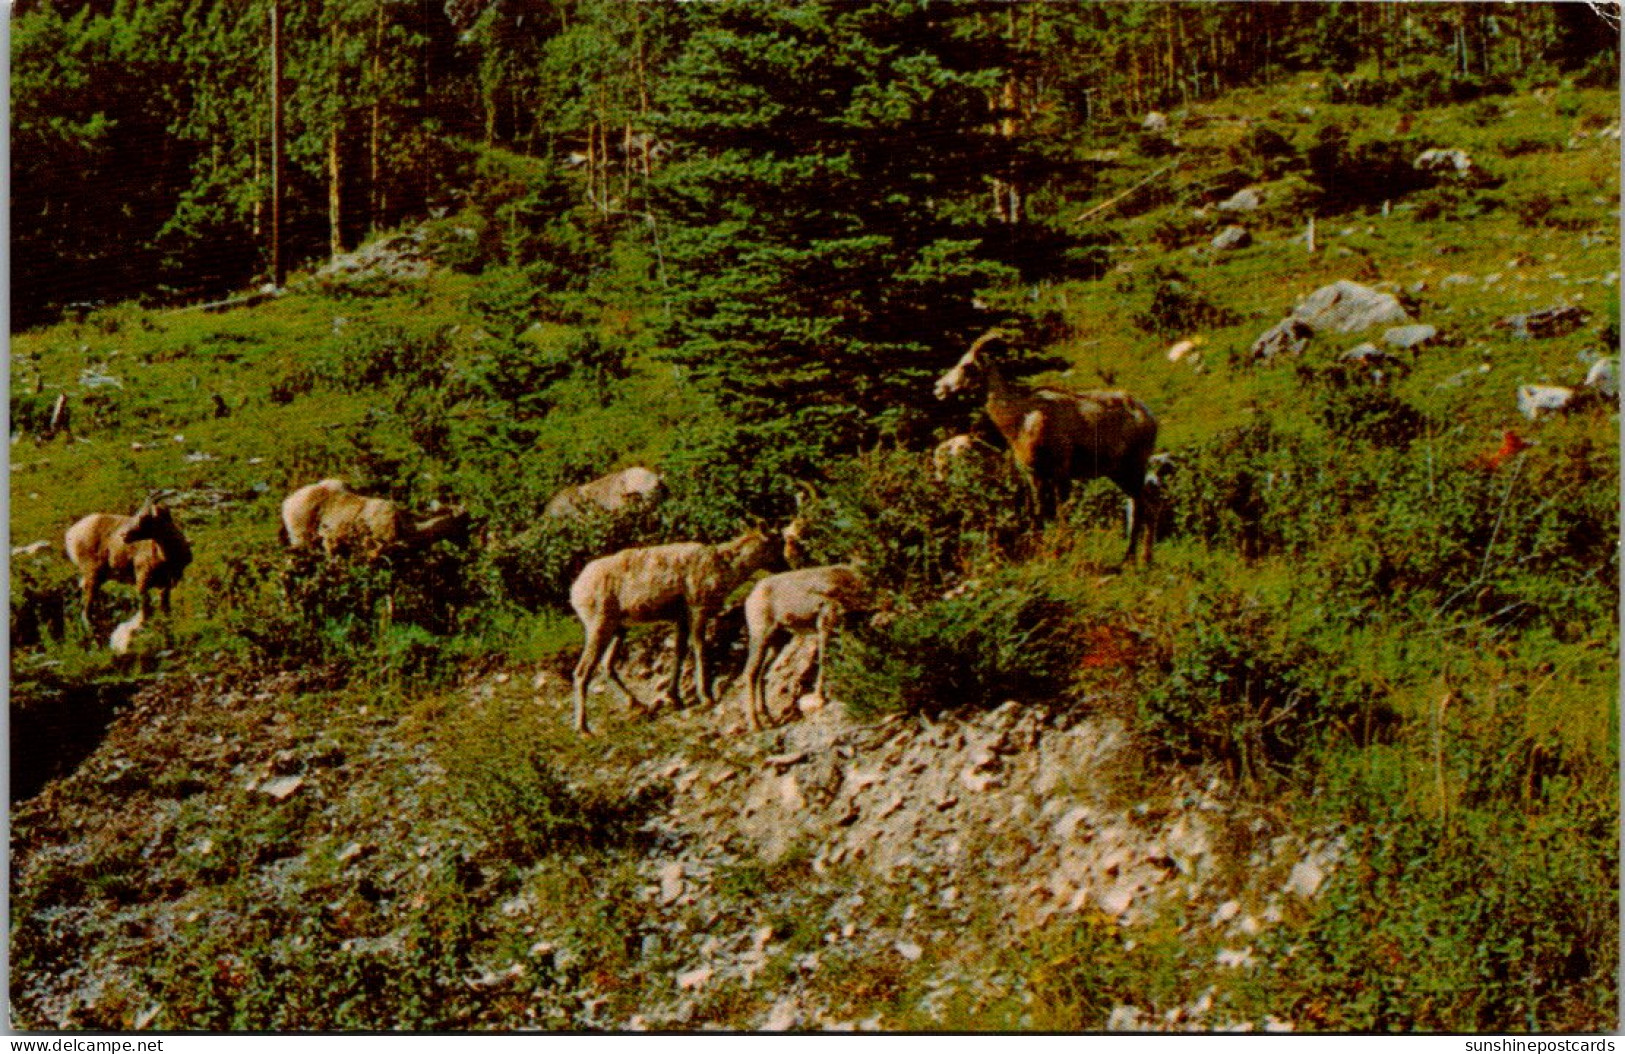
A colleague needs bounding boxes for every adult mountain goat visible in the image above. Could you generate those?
[280,479,471,561]
[568,524,793,735]
[935,329,1162,564]
[64,498,193,635]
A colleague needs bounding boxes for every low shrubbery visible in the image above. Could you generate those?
[830,575,1085,721]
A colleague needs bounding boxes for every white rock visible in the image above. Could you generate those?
[259,775,304,801]
[1216,947,1256,968]
[1166,338,1202,363]
[1286,858,1326,898]
[658,862,685,905]
[1211,899,1242,926]
[1584,358,1618,399]
[676,966,713,991]
[763,998,800,1032]
[1098,882,1138,919]
[1517,384,1579,421]
[894,940,924,962]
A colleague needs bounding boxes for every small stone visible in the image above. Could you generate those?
[960,768,996,793]
[764,998,800,1032]
[1286,858,1326,898]
[259,775,304,801]
[894,940,923,962]
[1216,947,1255,968]
[676,966,713,991]
[1212,899,1241,926]
[659,862,685,905]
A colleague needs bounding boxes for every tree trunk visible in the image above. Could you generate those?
[270,0,285,287]
[329,18,344,260]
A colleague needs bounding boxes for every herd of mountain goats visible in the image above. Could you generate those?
[58,327,1192,734]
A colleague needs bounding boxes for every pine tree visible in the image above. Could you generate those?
[650,1,1018,459]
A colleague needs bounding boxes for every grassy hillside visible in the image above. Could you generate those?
[10,72,1619,1032]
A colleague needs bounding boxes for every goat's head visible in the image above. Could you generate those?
[123,501,178,543]
[934,329,1008,400]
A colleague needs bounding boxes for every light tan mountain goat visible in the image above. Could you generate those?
[64,499,193,635]
[279,479,470,561]
[935,328,1161,564]
[740,564,872,731]
[568,524,792,735]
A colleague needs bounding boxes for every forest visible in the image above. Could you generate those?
[9,0,1622,1033]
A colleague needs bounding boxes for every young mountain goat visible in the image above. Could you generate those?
[568,525,791,735]
[740,564,872,731]
[934,329,1161,564]
[280,479,470,561]
[64,499,193,635]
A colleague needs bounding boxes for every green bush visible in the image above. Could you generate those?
[1253,798,1617,1031]
[1137,587,1374,783]
[799,446,1029,596]
[1130,265,1240,338]
[830,576,1084,720]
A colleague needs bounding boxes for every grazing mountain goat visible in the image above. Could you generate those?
[740,564,872,731]
[934,329,1161,564]
[280,479,470,561]
[544,466,664,518]
[64,500,193,635]
[568,525,791,735]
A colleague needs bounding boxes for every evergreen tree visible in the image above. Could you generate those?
[650,1,1019,459]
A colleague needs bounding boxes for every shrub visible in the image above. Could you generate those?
[1253,796,1617,1031]
[829,576,1084,720]
[798,446,1029,597]
[1306,126,1430,212]
[1295,360,1432,449]
[1130,265,1240,338]
[1136,587,1374,783]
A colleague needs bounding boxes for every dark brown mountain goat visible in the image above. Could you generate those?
[63,499,193,635]
[934,329,1161,564]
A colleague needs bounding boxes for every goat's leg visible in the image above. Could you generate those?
[689,608,716,708]
[601,633,653,714]
[742,630,770,731]
[572,623,616,734]
[666,616,688,710]
[813,610,838,701]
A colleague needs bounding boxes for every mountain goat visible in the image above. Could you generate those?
[740,564,872,731]
[64,499,193,635]
[935,329,1161,564]
[280,479,470,561]
[567,524,793,734]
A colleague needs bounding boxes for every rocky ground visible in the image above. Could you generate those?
[10,638,1342,1031]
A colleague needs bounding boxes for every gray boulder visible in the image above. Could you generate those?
[1517,385,1580,421]
[1291,280,1412,334]
[1211,226,1252,251]
[1250,318,1314,361]
[1216,187,1263,213]
[1142,111,1169,132]
[1382,324,1440,350]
